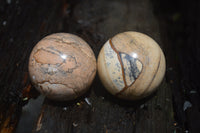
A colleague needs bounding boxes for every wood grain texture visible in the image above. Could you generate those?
[152,0,200,132]
[0,0,63,132]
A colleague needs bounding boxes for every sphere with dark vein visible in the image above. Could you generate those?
[97,31,166,100]
[29,33,96,101]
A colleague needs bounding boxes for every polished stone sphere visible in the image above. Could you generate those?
[97,31,166,100]
[29,33,96,101]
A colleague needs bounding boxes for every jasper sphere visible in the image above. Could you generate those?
[29,33,96,101]
[97,31,166,100]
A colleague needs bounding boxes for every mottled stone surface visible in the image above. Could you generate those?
[29,33,96,101]
[98,31,166,100]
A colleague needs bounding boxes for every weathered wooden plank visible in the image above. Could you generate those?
[0,0,64,132]
[1,0,199,133]
[32,0,174,133]
[152,0,200,132]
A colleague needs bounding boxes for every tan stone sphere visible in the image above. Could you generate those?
[97,31,166,100]
[28,33,96,101]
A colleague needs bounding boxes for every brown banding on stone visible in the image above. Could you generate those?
[145,51,161,92]
[109,39,128,95]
